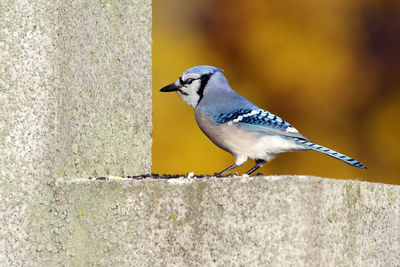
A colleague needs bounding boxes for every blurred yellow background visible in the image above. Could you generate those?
[153,0,400,185]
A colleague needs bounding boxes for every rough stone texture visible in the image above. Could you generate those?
[0,0,151,265]
[54,1,152,179]
[49,176,399,266]
[0,0,152,180]
[1,1,400,266]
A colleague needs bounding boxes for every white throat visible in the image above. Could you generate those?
[176,79,202,108]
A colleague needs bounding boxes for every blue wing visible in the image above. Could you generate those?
[214,108,309,140]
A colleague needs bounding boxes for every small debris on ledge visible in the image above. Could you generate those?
[95,173,264,181]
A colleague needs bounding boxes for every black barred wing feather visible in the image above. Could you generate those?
[214,108,309,140]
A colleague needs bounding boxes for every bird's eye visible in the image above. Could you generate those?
[184,78,194,84]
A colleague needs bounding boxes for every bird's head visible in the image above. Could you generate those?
[160,65,223,108]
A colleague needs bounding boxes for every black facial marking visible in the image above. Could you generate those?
[196,74,211,105]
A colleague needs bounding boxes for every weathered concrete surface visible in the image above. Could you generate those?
[0,0,151,265]
[50,176,399,266]
[0,0,152,180]
[53,0,152,179]
[1,0,399,266]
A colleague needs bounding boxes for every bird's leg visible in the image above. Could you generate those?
[215,164,239,176]
[216,155,247,176]
[245,159,266,175]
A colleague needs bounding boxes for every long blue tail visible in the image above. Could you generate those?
[291,138,367,169]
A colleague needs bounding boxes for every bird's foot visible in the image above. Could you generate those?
[213,172,224,178]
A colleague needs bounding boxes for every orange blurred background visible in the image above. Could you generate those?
[153,0,400,185]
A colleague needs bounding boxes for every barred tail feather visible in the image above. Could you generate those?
[292,138,367,169]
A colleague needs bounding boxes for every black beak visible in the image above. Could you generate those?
[160,83,180,92]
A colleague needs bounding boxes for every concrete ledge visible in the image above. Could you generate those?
[43,176,400,266]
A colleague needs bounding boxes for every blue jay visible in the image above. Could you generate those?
[160,65,366,175]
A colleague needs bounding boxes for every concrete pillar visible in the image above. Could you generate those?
[0,0,151,264]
